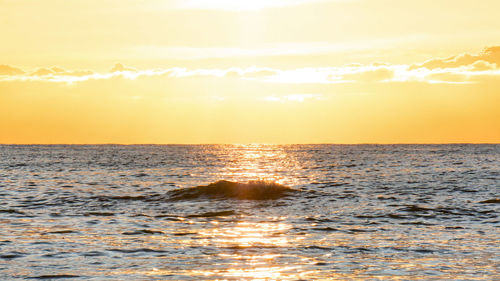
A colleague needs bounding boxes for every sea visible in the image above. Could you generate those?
[0,144,499,280]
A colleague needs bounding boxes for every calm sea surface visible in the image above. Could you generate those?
[0,144,499,280]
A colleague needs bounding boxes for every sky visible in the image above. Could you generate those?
[1,0,499,144]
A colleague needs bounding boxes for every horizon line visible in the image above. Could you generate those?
[1,142,499,146]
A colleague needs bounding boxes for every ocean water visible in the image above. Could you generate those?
[0,144,499,280]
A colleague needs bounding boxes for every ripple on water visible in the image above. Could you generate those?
[186,210,236,218]
[122,229,165,235]
[0,252,25,260]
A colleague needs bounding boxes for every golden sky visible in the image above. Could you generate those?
[1,0,499,144]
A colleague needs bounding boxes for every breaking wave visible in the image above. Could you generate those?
[167,180,297,200]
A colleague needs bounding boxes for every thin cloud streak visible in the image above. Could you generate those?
[131,37,424,60]
[1,65,499,85]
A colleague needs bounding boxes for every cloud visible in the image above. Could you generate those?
[23,67,94,81]
[341,68,394,82]
[48,66,93,76]
[27,66,93,77]
[111,63,136,72]
[265,65,399,84]
[425,72,469,83]
[0,65,25,75]
[164,67,278,80]
[263,93,322,102]
[31,68,55,76]
[470,60,496,71]
[51,67,66,73]
[66,70,94,77]
[410,46,500,70]
[221,68,278,79]
[241,69,278,79]
[1,48,500,85]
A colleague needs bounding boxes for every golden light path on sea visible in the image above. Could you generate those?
[215,144,304,187]
[112,219,316,280]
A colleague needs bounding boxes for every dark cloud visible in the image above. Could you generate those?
[0,65,25,75]
[410,46,500,70]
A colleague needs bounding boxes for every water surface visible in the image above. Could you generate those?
[0,144,499,280]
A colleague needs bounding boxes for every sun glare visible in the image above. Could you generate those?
[179,0,305,11]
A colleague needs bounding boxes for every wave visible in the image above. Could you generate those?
[28,275,80,279]
[479,199,500,204]
[167,180,297,200]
